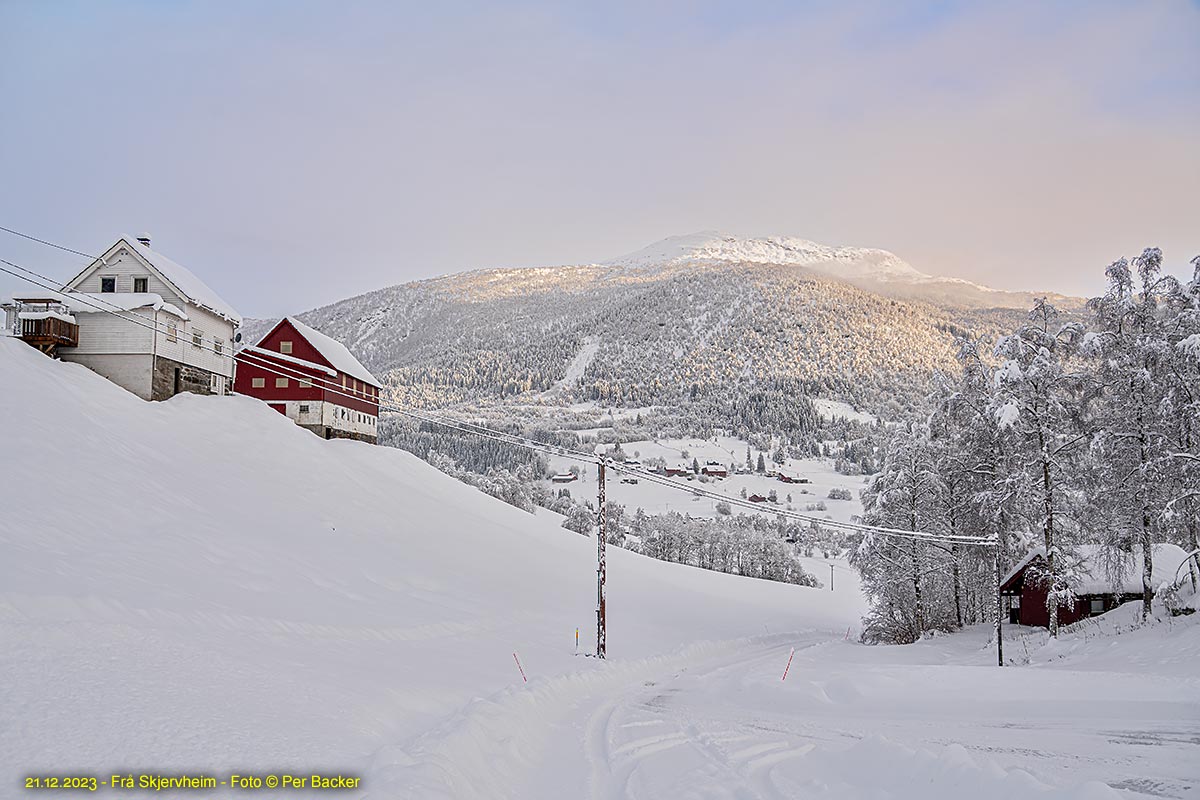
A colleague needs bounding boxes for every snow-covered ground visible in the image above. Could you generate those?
[812,397,878,426]
[3,337,1197,799]
[547,436,867,524]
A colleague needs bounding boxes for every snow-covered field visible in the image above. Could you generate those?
[3,336,1198,799]
[548,436,867,524]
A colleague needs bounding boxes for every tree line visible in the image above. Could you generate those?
[854,251,1200,643]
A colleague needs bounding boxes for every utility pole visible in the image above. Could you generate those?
[596,460,607,659]
[994,541,1003,667]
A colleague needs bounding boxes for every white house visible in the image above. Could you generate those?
[3,235,241,401]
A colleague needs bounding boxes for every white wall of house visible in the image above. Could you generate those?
[152,304,236,379]
[74,249,175,298]
[69,308,156,355]
[63,353,155,400]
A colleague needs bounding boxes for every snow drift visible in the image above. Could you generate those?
[0,337,857,796]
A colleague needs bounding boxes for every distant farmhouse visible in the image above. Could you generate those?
[3,235,240,400]
[235,317,381,444]
[1000,543,1191,628]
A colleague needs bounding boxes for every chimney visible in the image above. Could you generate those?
[136,234,151,248]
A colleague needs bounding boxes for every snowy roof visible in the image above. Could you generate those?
[122,238,241,324]
[258,317,381,388]
[61,238,240,324]
[18,310,76,324]
[14,291,189,321]
[242,345,337,378]
[1003,543,1192,595]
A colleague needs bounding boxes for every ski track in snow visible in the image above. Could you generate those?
[548,336,600,393]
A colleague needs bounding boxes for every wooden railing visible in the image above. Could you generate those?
[21,316,79,348]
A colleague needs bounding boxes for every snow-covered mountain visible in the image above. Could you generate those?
[243,233,1080,421]
[607,231,934,283]
[605,231,1059,309]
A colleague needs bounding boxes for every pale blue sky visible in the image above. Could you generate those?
[1,1,1197,316]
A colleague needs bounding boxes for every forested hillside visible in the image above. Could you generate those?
[242,238,1055,428]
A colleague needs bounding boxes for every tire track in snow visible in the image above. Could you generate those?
[584,639,828,800]
[365,634,812,800]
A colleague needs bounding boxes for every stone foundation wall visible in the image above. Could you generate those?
[299,423,377,445]
[151,355,218,401]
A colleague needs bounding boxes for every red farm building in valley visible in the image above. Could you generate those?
[235,317,382,444]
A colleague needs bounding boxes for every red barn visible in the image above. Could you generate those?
[1000,543,1191,628]
[235,317,382,444]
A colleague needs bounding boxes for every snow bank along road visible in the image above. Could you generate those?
[2,338,1197,799]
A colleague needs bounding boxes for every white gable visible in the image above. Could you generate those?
[64,237,241,324]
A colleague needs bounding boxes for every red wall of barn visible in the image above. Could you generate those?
[1018,583,1088,628]
[234,319,380,415]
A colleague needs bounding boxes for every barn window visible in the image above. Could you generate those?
[280,341,293,354]
[299,404,310,414]
[133,277,148,293]
[276,377,289,388]
[299,378,312,388]
[100,276,116,293]
[1090,599,1104,615]
[251,378,265,388]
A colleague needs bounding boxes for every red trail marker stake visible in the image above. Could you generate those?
[781,647,795,681]
[513,652,527,683]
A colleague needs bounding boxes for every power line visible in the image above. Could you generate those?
[0,224,97,260]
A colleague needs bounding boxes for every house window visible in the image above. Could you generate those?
[1090,599,1104,615]
[251,377,265,388]
[279,341,293,354]
[192,329,203,347]
[166,324,177,343]
[100,276,116,293]
[276,377,289,388]
[133,277,148,293]
[214,339,223,356]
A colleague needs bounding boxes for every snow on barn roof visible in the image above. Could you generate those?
[265,317,382,388]
[1002,543,1192,596]
[242,345,338,377]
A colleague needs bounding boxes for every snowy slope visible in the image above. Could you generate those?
[0,338,859,797]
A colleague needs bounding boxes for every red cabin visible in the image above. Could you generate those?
[1000,544,1191,628]
[235,317,382,444]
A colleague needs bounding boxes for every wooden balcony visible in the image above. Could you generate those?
[19,314,79,354]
